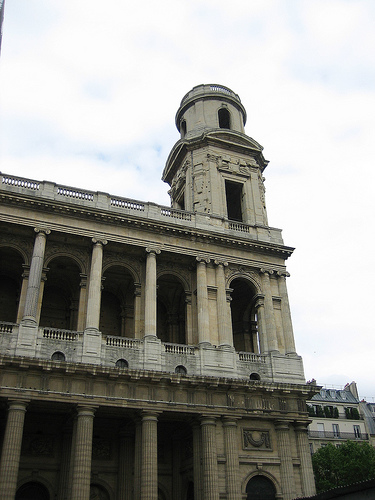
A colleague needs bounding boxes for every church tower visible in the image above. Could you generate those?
[163,84,268,227]
[0,84,317,500]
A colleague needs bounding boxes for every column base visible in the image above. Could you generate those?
[82,328,102,364]
[16,322,38,357]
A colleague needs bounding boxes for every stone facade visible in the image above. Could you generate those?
[0,84,317,499]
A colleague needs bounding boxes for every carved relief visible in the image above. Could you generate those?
[243,429,271,450]
[22,436,54,456]
[92,438,111,460]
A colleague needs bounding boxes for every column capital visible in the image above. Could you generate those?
[141,410,161,422]
[34,227,51,236]
[214,259,228,267]
[7,399,30,411]
[260,268,274,276]
[254,294,265,308]
[76,404,97,417]
[222,416,240,427]
[274,419,293,431]
[200,415,217,426]
[92,237,108,246]
[146,246,161,255]
[294,420,310,433]
[196,256,210,264]
[276,270,290,278]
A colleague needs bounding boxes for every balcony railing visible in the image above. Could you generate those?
[0,321,16,334]
[308,430,368,440]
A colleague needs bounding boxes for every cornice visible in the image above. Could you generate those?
[0,191,294,261]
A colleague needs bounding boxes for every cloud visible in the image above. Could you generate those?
[1,0,375,399]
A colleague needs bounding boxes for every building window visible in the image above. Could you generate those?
[115,359,129,369]
[175,365,187,375]
[317,423,325,437]
[309,443,314,455]
[180,120,187,138]
[51,351,65,361]
[218,108,231,129]
[353,425,361,438]
[225,180,243,221]
[332,423,340,438]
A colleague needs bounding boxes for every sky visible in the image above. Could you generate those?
[1,0,374,400]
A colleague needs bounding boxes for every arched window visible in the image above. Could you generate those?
[180,119,187,138]
[175,365,187,375]
[16,482,50,500]
[115,358,129,368]
[246,475,276,500]
[51,351,65,362]
[218,108,231,129]
[230,278,259,353]
[250,372,261,381]
[157,274,187,344]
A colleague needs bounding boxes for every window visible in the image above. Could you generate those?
[115,359,129,368]
[51,351,65,361]
[218,108,231,129]
[180,120,187,138]
[332,424,340,438]
[309,443,314,455]
[353,425,361,438]
[175,365,187,375]
[317,423,325,437]
[225,180,243,221]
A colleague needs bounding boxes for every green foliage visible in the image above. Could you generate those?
[316,405,325,417]
[312,441,375,493]
[307,405,315,417]
[345,407,361,420]
[333,407,339,419]
[324,406,333,418]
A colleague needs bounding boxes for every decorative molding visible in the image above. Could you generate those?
[243,429,271,451]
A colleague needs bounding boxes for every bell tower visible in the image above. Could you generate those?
[162,84,269,226]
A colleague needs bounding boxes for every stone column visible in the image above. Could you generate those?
[277,272,296,354]
[192,422,203,500]
[134,419,142,499]
[215,261,232,347]
[196,258,210,344]
[22,228,50,325]
[185,292,193,345]
[134,283,142,338]
[0,400,28,500]
[200,416,219,500]
[275,420,296,500]
[140,411,159,500]
[16,265,30,323]
[260,270,278,352]
[117,426,134,500]
[77,274,88,332]
[70,405,96,500]
[222,417,241,500]
[254,296,268,353]
[294,421,316,497]
[145,248,160,337]
[85,238,107,331]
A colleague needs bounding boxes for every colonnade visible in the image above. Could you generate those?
[0,399,315,500]
[13,228,296,354]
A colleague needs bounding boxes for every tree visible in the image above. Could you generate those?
[312,441,375,493]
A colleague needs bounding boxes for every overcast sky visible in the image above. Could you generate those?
[1,0,374,400]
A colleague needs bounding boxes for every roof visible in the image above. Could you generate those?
[310,388,358,404]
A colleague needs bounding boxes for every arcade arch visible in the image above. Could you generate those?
[40,256,81,330]
[157,274,186,344]
[245,475,276,500]
[100,265,135,337]
[230,277,259,353]
[0,246,24,323]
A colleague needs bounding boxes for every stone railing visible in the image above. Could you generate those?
[105,336,143,349]
[0,172,284,244]
[0,321,16,334]
[238,352,266,363]
[43,327,78,341]
[57,186,94,201]
[164,343,196,355]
